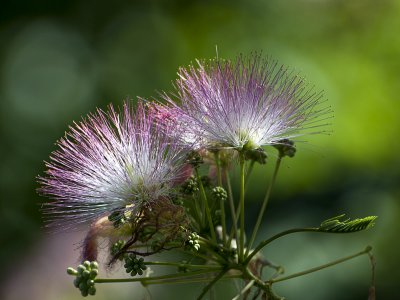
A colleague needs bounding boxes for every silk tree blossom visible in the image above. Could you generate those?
[38,101,191,230]
[146,102,203,149]
[163,54,331,151]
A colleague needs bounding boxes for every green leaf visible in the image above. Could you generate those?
[319,215,377,233]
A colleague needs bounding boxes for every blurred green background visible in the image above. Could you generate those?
[1,0,399,299]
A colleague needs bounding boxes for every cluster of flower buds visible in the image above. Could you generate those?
[212,186,227,202]
[67,261,98,297]
[187,232,200,251]
[273,139,296,158]
[110,240,126,261]
[181,176,199,195]
[124,254,147,276]
[244,147,268,164]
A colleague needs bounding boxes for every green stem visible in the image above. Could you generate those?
[239,153,246,262]
[232,279,255,300]
[226,169,238,248]
[197,269,229,300]
[192,193,204,229]
[144,261,221,269]
[245,155,282,257]
[178,248,224,265]
[214,152,227,245]
[95,269,220,284]
[244,160,255,194]
[195,168,217,243]
[270,246,373,284]
[144,274,242,286]
[245,228,319,264]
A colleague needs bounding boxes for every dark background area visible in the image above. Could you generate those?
[1,0,399,299]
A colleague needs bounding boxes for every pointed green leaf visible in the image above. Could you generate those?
[319,215,377,233]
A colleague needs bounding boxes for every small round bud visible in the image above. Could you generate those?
[73,278,80,288]
[89,269,98,279]
[67,267,78,276]
[83,261,91,268]
[90,261,98,269]
[88,287,96,296]
[82,270,90,278]
[87,279,95,286]
[77,265,85,274]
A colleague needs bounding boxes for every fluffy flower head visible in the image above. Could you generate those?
[164,54,330,150]
[39,101,190,230]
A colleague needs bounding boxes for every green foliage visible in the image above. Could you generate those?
[319,214,377,233]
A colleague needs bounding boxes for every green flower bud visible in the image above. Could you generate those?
[68,261,99,297]
[90,262,98,269]
[186,232,200,251]
[244,147,268,164]
[273,139,296,158]
[67,267,78,276]
[88,287,96,296]
[73,278,80,288]
[83,261,91,268]
[181,176,199,195]
[82,270,90,278]
[77,265,85,274]
[123,253,147,277]
[187,151,203,168]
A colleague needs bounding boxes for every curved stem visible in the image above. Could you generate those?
[246,155,282,257]
[95,269,220,284]
[195,168,217,243]
[270,246,373,284]
[197,269,229,300]
[245,228,319,264]
[232,279,255,300]
[145,274,242,286]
